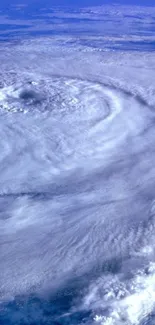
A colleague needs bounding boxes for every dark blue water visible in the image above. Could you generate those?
[0,4,155,52]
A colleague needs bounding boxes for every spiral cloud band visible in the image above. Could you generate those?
[1,5,155,325]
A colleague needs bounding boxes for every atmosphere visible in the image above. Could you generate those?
[0,1,155,325]
[0,0,155,7]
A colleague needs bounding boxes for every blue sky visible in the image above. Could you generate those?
[0,0,155,7]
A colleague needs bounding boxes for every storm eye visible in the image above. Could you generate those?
[19,89,36,100]
[19,89,42,104]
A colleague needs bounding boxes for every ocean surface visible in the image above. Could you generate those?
[1,3,155,325]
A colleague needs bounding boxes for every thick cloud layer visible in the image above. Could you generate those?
[1,6,155,325]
